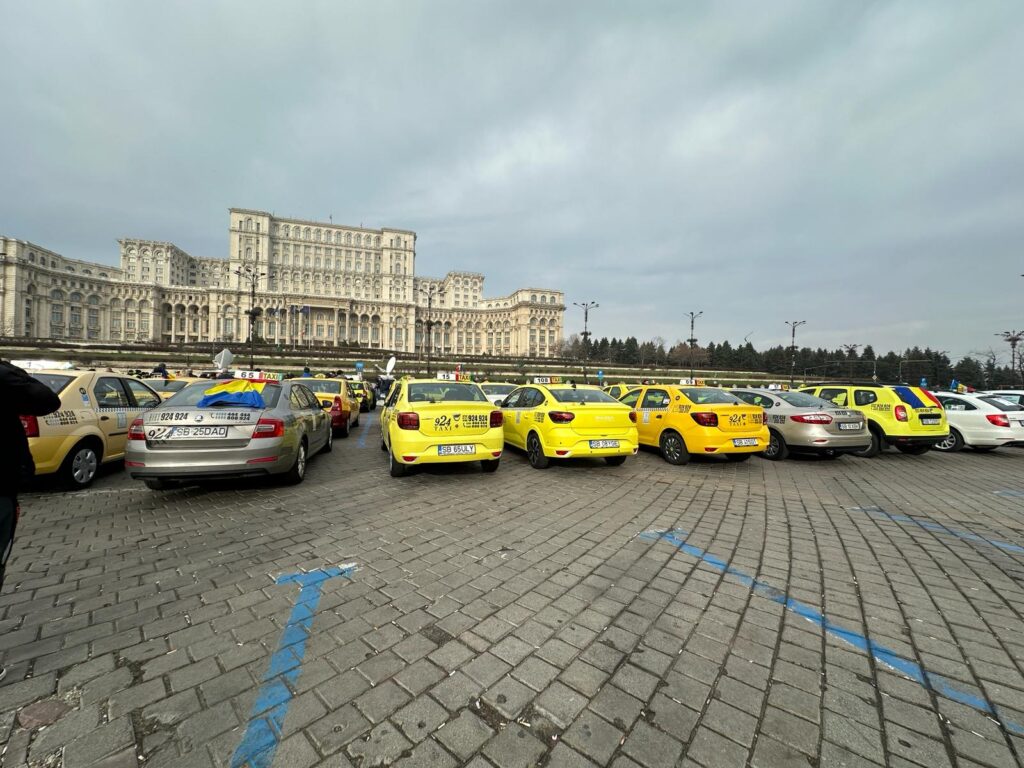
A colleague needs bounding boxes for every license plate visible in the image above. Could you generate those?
[732,438,758,447]
[589,440,619,449]
[169,426,228,439]
[438,444,474,456]
[838,422,862,431]
[921,418,941,426]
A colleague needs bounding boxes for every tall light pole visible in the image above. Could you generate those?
[840,343,861,380]
[785,320,806,386]
[573,301,598,383]
[234,265,272,370]
[419,284,444,376]
[997,331,1024,385]
[686,311,702,380]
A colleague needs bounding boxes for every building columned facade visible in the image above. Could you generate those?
[0,208,565,357]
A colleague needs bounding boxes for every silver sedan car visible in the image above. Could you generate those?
[125,378,332,489]
[732,388,870,460]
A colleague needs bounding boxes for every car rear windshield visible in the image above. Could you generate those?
[482,384,516,395]
[980,396,1024,411]
[349,382,365,392]
[32,373,74,394]
[408,383,487,403]
[164,381,283,408]
[679,388,740,405]
[548,388,620,404]
[777,391,833,408]
[301,380,341,395]
[158,380,189,392]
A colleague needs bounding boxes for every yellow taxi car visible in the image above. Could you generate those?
[602,382,636,401]
[23,369,162,488]
[798,383,947,457]
[380,376,504,477]
[148,377,200,401]
[619,385,768,464]
[347,379,375,412]
[502,380,638,469]
[300,377,361,437]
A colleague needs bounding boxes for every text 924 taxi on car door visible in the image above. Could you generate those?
[380,375,504,477]
[501,380,638,469]
[618,385,768,464]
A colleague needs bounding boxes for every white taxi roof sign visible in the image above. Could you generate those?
[436,372,471,381]
[233,370,283,381]
[532,376,562,385]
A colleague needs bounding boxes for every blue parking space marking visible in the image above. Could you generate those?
[639,529,1024,737]
[230,564,357,768]
[848,505,1024,555]
[995,490,1024,499]
[356,411,374,449]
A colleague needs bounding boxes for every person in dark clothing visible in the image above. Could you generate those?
[152,362,168,377]
[0,360,61,682]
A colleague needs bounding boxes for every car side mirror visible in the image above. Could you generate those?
[322,401,332,409]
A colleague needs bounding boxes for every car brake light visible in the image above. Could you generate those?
[548,411,575,423]
[987,414,1011,428]
[128,418,146,440]
[331,396,342,414]
[20,415,39,438]
[791,413,833,424]
[894,405,908,422]
[397,412,420,429]
[253,417,285,438]
[628,411,637,423]
[691,412,718,427]
[489,410,503,428]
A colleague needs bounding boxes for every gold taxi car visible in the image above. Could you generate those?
[380,377,504,477]
[619,385,769,464]
[501,381,638,469]
[23,369,161,487]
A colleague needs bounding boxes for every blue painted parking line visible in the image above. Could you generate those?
[848,505,1024,555]
[230,564,357,768]
[639,529,1024,736]
[356,411,374,449]
[995,490,1024,499]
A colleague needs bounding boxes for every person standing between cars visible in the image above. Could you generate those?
[0,360,60,682]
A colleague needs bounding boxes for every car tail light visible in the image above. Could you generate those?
[548,411,575,423]
[20,415,39,438]
[691,412,718,427]
[253,417,285,438]
[397,412,420,430]
[331,396,342,414]
[894,405,908,422]
[628,411,637,423]
[987,414,1011,428]
[128,418,146,440]
[791,413,833,424]
[489,410,503,428]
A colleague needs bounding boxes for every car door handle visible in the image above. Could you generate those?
[655,414,662,419]
[100,415,110,421]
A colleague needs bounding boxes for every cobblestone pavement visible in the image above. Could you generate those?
[4,412,1024,768]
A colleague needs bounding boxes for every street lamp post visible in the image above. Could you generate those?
[785,320,806,387]
[419,285,444,376]
[686,311,702,380]
[573,301,598,383]
[234,265,272,370]
[840,343,861,380]
[997,331,1024,385]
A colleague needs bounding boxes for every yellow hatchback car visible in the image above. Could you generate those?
[24,369,162,488]
[148,377,200,401]
[798,383,947,457]
[619,385,769,464]
[380,377,504,477]
[501,383,638,469]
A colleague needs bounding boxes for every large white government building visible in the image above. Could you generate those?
[0,208,565,357]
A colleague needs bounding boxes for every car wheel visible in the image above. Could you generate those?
[380,437,388,452]
[725,453,751,463]
[389,450,411,477]
[659,431,689,465]
[284,441,308,485]
[605,456,627,466]
[971,445,998,452]
[144,478,173,491]
[60,440,101,489]
[896,444,931,455]
[762,430,789,461]
[481,459,500,473]
[527,433,550,469]
[321,427,333,454]
[336,417,350,438]
[932,429,963,453]
[852,428,882,458]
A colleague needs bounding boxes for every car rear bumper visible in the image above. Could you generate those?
[125,441,297,478]
[884,433,947,447]
[389,430,505,465]
[782,427,872,453]
[687,428,770,454]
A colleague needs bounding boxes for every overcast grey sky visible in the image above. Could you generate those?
[2,2,1021,359]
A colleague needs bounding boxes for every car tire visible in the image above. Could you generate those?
[60,440,101,489]
[284,440,308,485]
[852,428,882,458]
[725,453,751,463]
[605,456,627,466]
[527,433,550,469]
[659,431,689,465]
[481,459,500,473]
[932,429,963,453]
[380,437,388,452]
[896,444,931,455]
[389,450,411,477]
[144,478,173,491]
[321,427,333,454]
[353,411,360,427]
[335,417,350,439]
[762,430,789,461]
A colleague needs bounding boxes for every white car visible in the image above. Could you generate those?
[982,389,1024,407]
[932,391,1024,452]
[480,382,517,407]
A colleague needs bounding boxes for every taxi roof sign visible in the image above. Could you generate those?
[533,376,563,384]
[233,370,283,382]
[436,372,471,381]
